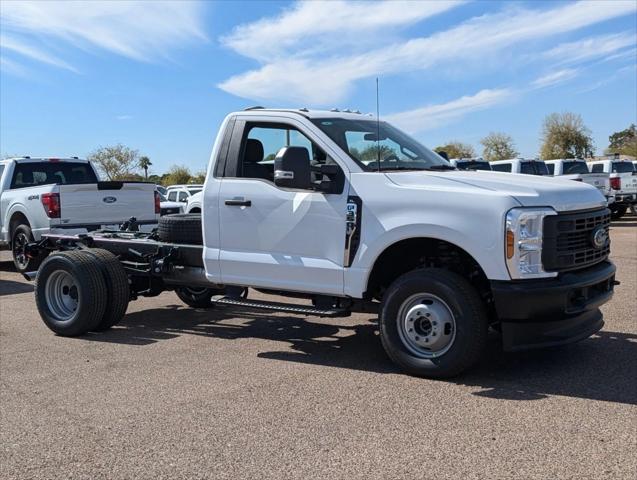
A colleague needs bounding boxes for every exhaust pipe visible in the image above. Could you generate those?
[23,271,37,282]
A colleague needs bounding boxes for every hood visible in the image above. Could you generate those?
[385,170,607,212]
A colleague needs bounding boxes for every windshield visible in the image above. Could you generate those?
[612,162,635,173]
[456,161,491,171]
[520,161,550,176]
[188,188,202,195]
[10,161,98,189]
[562,161,590,174]
[311,118,450,171]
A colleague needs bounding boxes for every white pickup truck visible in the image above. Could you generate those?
[0,157,159,272]
[588,158,637,219]
[25,109,616,378]
[545,159,614,206]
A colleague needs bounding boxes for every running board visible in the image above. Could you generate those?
[212,296,351,317]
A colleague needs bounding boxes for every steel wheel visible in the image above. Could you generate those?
[396,293,457,359]
[44,270,80,321]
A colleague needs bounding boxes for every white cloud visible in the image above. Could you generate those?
[531,69,580,89]
[221,0,466,61]
[543,32,636,65]
[219,0,637,105]
[1,34,79,73]
[0,0,207,74]
[385,89,514,133]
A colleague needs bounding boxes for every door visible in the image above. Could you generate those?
[217,119,349,295]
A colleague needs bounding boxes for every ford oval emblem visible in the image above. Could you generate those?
[103,196,117,204]
[590,225,608,249]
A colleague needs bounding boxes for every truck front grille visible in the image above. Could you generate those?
[542,208,610,272]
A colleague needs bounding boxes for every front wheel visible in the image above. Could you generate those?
[379,268,488,378]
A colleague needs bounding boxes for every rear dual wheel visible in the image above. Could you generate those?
[35,249,129,336]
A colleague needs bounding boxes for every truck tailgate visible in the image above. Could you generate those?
[580,173,609,194]
[58,182,157,226]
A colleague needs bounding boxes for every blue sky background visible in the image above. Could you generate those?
[1,0,636,174]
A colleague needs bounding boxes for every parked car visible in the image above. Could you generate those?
[0,157,159,272]
[165,185,203,203]
[157,191,184,216]
[27,109,614,379]
[545,159,614,205]
[185,191,202,213]
[449,158,492,171]
[491,158,550,175]
[588,158,637,219]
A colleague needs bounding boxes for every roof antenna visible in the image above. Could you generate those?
[376,77,381,173]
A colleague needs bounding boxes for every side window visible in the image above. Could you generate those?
[167,191,177,201]
[546,164,555,175]
[591,164,603,173]
[0,165,5,185]
[492,163,512,172]
[237,124,328,183]
[178,191,188,202]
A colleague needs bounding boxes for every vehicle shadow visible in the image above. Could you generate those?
[0,260,16,272]
[0,279,34,296]
[82,306,637,405]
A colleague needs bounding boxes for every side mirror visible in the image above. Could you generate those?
[274,146,312,189]
[437,150,449,160]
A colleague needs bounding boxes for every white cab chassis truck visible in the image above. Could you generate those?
[0,157,159,272]
[25,109,617,378]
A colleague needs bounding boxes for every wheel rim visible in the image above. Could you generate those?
[44,270,80,321]
[396,293,457,358]
[12,232,29,269]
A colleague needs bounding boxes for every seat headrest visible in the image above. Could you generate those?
[244,139,264,164]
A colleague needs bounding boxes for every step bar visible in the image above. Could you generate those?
[212,296,351,318]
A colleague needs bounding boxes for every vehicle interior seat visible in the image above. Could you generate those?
[242,139,272,181]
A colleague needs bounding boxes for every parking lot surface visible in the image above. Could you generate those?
[1,216,636,479]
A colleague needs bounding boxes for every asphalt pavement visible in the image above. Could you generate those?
[1,216,636,479]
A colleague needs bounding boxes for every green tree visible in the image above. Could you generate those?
[87,144,140,180]
[162,165,191,186]
[357,145,397,162]
[434,141,475,159]
[606,124,637,157]
[139,156,152,180]
[540,112,594,159]
[190,171,207,184]
[480,132,519,161]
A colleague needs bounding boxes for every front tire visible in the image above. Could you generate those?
[379,268,488,378]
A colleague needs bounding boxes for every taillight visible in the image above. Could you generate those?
[154,191,161,214]
[610,177,621,190]
[41,193,61,218]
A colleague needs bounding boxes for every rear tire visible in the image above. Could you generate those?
[157,214,202,245]
[11,223,45,273]
[35,251,107,336]
[175,286,222,308]
[379,268,488,378]
[83,249,130,331]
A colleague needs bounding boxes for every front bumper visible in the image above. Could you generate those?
[490,261,616,351]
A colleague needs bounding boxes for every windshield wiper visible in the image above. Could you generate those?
[425,165,456,171]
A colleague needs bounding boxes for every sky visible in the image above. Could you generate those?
[1,0,636,174]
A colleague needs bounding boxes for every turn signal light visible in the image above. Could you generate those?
[154,191,161,214]
[610,177,621,190]
[506,230,515,259]
[41,193,61,218]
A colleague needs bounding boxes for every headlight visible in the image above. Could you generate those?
[505,207,557,279]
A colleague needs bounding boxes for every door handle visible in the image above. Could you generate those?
[225,199,252,207]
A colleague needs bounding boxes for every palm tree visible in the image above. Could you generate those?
[139,156,152,180]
